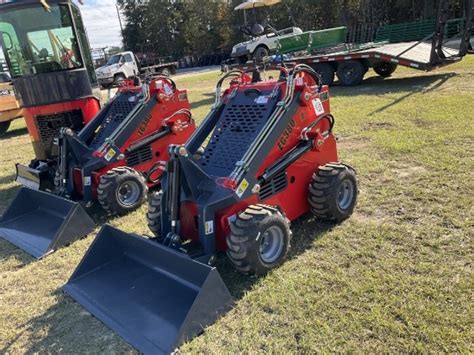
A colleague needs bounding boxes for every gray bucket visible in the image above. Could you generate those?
[64,224,234,354]
[0,187,95,258]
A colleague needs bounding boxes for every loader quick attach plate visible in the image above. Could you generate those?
[0,187,95,258]
[64,225,234,354]
[200,87,280,177]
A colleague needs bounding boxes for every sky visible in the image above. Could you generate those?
[80,0,123,49]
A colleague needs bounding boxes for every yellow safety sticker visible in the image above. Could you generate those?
[105,148,116,161]
[236,178,249,198]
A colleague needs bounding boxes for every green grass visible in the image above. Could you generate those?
[1,57,473,353]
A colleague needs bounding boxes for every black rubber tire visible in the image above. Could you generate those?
[336,60,365,86]
[114,73,126,86]
[312,63,335,86]
[0,120,11,137]
[308,163,358,222]
[253,46,269,63]
[147,191,162,240]
[227,204,292,275]
[97,167,148,215]
[373,62,398,78]
[238,55,249,64]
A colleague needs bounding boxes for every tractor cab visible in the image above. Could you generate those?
[0,0,101,162]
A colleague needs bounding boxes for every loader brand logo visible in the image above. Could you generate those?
[312,98,325,116]
[0,89,11,96]
[277,119,296,150]
[255,96,269,104]
[138,113,152,136]
[205,220,214,235]
[236,178,249,197]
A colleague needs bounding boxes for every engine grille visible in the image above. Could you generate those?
[35,109,84,147]
[126,145,153,167]
[259,171,288,200]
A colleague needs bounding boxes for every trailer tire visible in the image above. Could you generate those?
[114,73,126,86]
[227,204,291,275]
[336,60,365,86]
[147,191,163,240]
[97,167,148,215]
[308,163,358,222]
[160,68,171,77]
[373,62,397,77]
[311,63,335,86]
[0,121,11,137]
[253,46,269,63]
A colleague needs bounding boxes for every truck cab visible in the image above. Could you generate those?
[231,26,304,63]
[95,51,139,88]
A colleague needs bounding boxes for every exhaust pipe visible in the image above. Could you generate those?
[64,225,233,354]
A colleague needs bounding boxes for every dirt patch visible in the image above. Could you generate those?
[365,122,396,130]
[395,165,427,178]
[413,119,434,128]
[336,136,371,150]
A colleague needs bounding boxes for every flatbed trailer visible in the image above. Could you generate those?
[222,0,473,86]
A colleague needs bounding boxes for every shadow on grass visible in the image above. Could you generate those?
[0,238,34,265]
[216,213,334,299]
[190,92,215,112]
[1,214,335,353]
[0,290,131,354]
[332,72,457,97]
[0,173,16,185]
[0,126,28,140]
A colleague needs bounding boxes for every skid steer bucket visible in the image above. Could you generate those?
[64,225,234,354]
[0,187,95,258]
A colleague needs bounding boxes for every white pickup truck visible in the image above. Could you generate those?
[95,51,178,88]
[231,26,304,63]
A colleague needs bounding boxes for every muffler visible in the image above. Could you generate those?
[0,187,95,258]
[64,225,233,354]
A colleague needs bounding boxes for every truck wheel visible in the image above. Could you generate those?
[336,60,365,86]
[147,191,162,240]
[0,121,11,137]
[97,167,148,215]
[308,163,358,222]
[114,73,126,86]
[373,62,397,77]
[312,63,335,86]
[227,204,292,275]
[160,68,171,77]
[253,46,269,63]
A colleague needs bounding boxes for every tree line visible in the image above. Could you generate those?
[117,0,463,58]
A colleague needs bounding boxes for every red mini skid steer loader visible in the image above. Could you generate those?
[64,65,358,354]
[0,77,195,258]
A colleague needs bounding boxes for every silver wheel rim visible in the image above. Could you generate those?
[116,180,141,207]
[337,179,355,210]
[259,225,285,264]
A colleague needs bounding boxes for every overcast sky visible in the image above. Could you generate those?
[81,0,123,49]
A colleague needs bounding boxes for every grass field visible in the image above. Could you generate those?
[1,56,473,353]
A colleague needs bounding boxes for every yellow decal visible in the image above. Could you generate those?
[236,178,249,197]
[105,148,116,161]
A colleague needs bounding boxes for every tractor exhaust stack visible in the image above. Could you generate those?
[0,187,95,258]
[64,225,233,354]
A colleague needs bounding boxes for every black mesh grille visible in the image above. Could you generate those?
[89,92,140,149]
[126,145,153,167]
[259,171,288,200]
[201,101,277,176]
[35,109,84,147]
